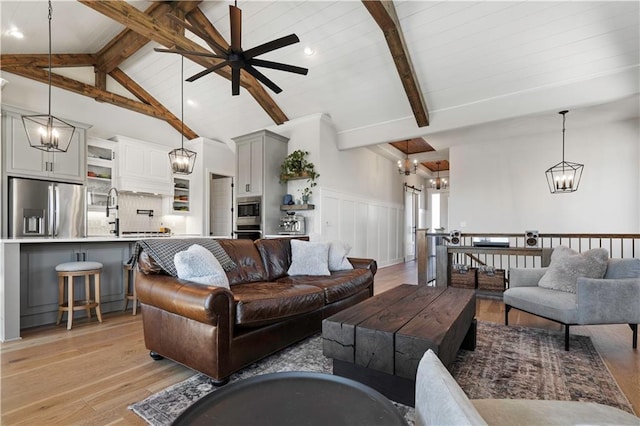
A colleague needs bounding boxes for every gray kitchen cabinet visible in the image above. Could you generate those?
[232,130,289,235]
[19,241,133,329]
[2,107,87,184]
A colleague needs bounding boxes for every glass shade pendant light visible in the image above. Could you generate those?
[397,140,418,175]
[22,0,76,153]
[545,110,583,194]
[429,161,448,190]
[169,56,196,175]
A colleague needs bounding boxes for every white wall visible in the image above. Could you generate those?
[449,118,640,233]
[266,114,407,266]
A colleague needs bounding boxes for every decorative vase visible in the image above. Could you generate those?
[302,195,309,204]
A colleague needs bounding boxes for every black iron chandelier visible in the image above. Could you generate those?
[168,56,197,175]
[397,141,417,175]
[430,161,447,190]
[22,0,76,153]
[545,110,583,194]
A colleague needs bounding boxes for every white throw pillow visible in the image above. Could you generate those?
[308,234,354,271]
[327,241,354,271]
[288,240,331,276]
[538,246,608,293]
[174,244,230,289]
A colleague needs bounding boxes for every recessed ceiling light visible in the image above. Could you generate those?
[187,99,198,107]
[6,28,24,39]
[303,47,315,56]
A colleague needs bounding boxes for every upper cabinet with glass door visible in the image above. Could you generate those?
[86,137,116,211]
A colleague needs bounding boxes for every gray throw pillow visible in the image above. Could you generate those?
[538,246,608,293]
[287,240,331,276]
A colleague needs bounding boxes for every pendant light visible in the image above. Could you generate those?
[397,140,418,175]
[545,110,583,194]
[168,55,196,175]
[429,161,448,190]
[22,0,76,153]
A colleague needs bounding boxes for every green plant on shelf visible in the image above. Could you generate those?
[279,150,319,184]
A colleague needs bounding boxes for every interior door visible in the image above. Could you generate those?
[404,189,418,262]
[209,174,234,237]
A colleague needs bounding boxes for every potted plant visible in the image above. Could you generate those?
[280,150,319,183]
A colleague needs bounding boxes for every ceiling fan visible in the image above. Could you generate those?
[155,3,308,95]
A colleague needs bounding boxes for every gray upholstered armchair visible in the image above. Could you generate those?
[504,257,640,350]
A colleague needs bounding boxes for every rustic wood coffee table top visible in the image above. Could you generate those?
[323,284,476,379]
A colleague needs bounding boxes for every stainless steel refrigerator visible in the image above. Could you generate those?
[9,177,86,238]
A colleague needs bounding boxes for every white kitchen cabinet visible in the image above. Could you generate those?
[236,140,263,196]
[2,107,86,184]
[110,135,172,195]
[232,130,289,235]
[86,137,116,211]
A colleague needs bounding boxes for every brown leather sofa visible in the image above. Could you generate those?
[135,237,376,384]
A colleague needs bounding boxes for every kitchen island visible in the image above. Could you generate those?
[0,235,209,341]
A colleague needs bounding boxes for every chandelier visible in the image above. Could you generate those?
[168,56,197,175]
[430,161,448,190]
[397,140,417,175]
[22,1,76,153]
[545,110,583,193]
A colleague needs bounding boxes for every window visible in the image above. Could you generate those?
[431,193,440,230]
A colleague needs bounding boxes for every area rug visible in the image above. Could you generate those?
[129,321,634,425]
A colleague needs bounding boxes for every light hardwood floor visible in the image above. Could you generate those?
[1,261,638,425]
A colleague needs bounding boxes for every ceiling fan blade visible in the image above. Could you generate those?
[243,34,300,60]
[232,68,240,96]
[245,65,282,94]
[186,60,230,82]
[249,58,308,75]
[230,5,242,52]
[154,48,225,59]
[165,13,228,56]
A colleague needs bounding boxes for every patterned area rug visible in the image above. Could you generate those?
[129,322,634,425]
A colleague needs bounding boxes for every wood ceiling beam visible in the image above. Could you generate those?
[78,0,289,125]
[4,66,168,120]
[0,54,96,68]
[362,0,429,127]
[96,2,202,74]
[109,67,198,140]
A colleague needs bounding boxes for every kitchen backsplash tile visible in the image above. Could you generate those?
[87,193,187,236]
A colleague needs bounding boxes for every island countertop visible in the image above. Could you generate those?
[0,234,210,244]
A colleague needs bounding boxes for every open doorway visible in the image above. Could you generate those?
[404,184,421,262]
[209,173,233,237]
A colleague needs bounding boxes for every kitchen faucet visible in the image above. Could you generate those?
[106,187,120,237]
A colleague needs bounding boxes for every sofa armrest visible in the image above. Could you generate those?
[509,268,547,288]
[136,272,235,326]
[348,257,377,276]
[576,277,640,324]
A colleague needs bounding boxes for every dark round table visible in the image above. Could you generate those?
[172,371,408,426]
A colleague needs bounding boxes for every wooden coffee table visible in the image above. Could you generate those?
[322,284,476,406]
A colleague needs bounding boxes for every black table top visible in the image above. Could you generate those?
[172,371,408,426]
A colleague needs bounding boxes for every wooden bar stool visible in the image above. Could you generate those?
[122,262,139,315]
[55,261,103,330]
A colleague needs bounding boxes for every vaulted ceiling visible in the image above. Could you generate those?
[1,1,638,167]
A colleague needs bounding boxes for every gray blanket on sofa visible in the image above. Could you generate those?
[129,238,236,276]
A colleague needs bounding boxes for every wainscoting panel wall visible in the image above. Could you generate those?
[321,188,404,267]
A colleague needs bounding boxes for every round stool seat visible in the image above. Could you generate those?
[56,261,103,272]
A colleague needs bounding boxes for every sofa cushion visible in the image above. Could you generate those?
[276,269,372,304]
[604,258,640,279]
[503,286,578,324]
[231,281,325,327]
[415,349,487,426]
[472,399,640,425]
[217,239,268,285]
[255,238,293,281]
[288,240,331,276]
[174,244,230,288]
[538,246,608,293]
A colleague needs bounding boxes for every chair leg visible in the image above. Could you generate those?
[564,324,570,351]
[505,304,511,325]
[630,324,638,349]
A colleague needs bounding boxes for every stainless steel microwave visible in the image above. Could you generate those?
[237,196,261,226]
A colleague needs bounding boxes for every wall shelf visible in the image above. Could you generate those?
[280,204,315,211]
